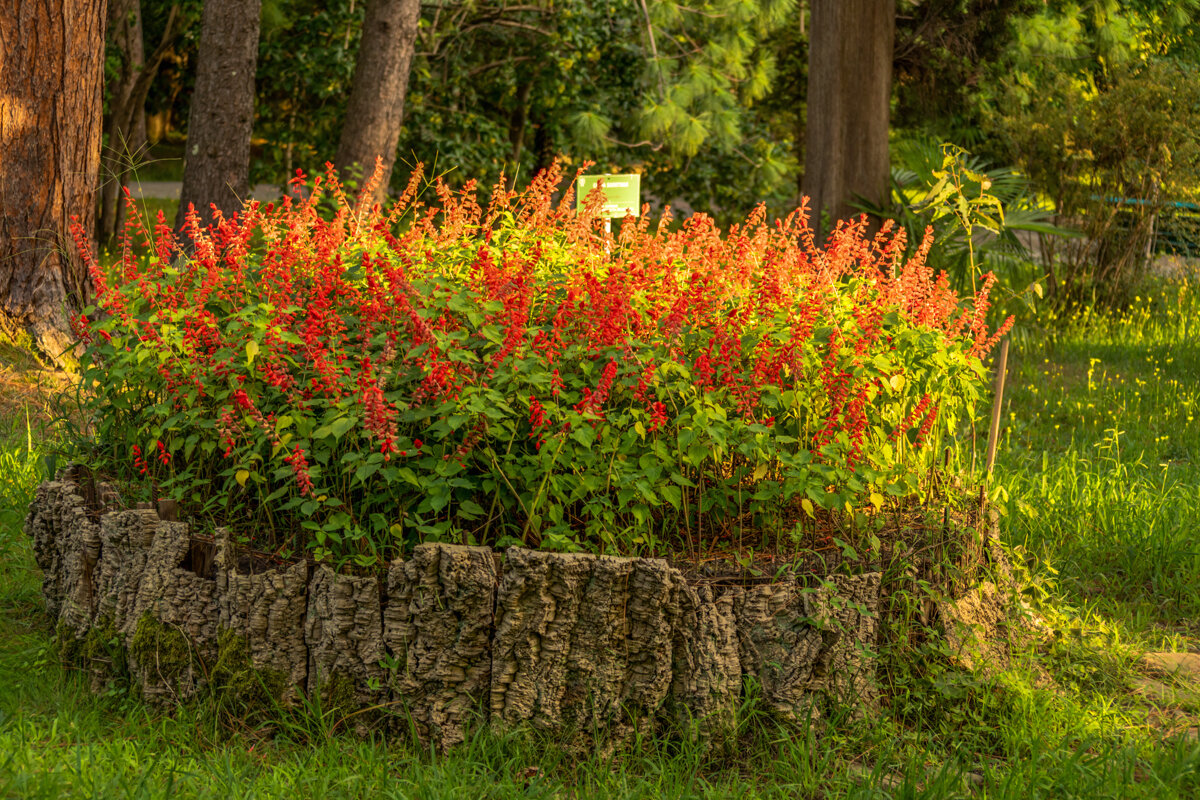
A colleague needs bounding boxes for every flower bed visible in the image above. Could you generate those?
[70,161,1012,568]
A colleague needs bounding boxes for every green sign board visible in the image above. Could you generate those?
[576,174,641,218]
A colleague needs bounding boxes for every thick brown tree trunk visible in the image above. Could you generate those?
[0,0,106,363]
[335,0,422,203]
[175,0,260,231]
[802,0,894,236]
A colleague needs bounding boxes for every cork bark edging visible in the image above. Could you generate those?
[24,473,1018,749]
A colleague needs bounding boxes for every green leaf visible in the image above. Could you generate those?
[330,415,358,440]
[570,425,597,448]
[458,499,486,519]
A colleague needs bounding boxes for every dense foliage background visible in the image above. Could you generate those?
[113,0,1200,304]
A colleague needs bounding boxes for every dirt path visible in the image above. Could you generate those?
[124,181,289,202]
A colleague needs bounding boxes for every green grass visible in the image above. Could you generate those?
[1,277,1199,797]
[993,278,1200,636]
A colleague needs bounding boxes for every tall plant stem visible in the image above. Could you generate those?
[522,434,569,544]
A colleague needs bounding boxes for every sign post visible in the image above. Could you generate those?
[576,174,641,235]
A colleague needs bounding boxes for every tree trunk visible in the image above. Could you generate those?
[334,0,422,204]
[99,1,179,246]
[802,0,894,237]
[99,0,145,246]
[175,0,260,232]
[0,0,105,363]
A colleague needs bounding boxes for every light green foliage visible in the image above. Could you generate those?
[1004,0,1200,97]
[856,138,1067,313]
[0,409,41,532]
[997,58,1200,302]
[634,0,793,156]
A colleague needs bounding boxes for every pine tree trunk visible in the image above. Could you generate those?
[0,0,105,363]
[176,0,260,231]
[335,0,422,203]
[802,0,894,236]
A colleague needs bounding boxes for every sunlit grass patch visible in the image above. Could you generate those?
[994,276,1200,634]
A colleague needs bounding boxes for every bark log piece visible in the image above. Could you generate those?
[735,573,881,723]
[214,531,309,708]
[126,522,220,704]
[490,549,684,745]
[384,543,497,749]
[24,480,101,625]
[665,584,743,741]
[305,566,386,726]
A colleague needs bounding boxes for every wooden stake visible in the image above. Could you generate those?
[984,338,1010,476]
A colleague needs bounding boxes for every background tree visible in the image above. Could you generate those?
[990,2,1200,301]
[334,0,421,200]
[891,0,1040,151]
[253,0,362,182]
[802,0,895,233]
[98,0,182,245]
[175,0,261,230]
[0,0,106,362]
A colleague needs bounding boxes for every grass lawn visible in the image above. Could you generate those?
[0,278,1197,798]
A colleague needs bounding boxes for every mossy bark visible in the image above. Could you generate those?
[304,566,386,725]
[126,521,219,704]
[735,572,881,723]
[215,530,308,705]
[384,543,497,750]
[211,628,291,715]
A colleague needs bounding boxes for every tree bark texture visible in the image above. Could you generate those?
[489,550,684,744]
[803,0,895,236]
[215,530,309,706]
[335,0,421,203]
[176,0,260,231]
[735,573,881,722]
[304,566,388,720]
[385,544,497,749]
[27,472,1031,750]
[0,0,105,361]
[125,520,220,704]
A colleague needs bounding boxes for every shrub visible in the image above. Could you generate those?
[70,161,1012,567]
[996,60,1200,304]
